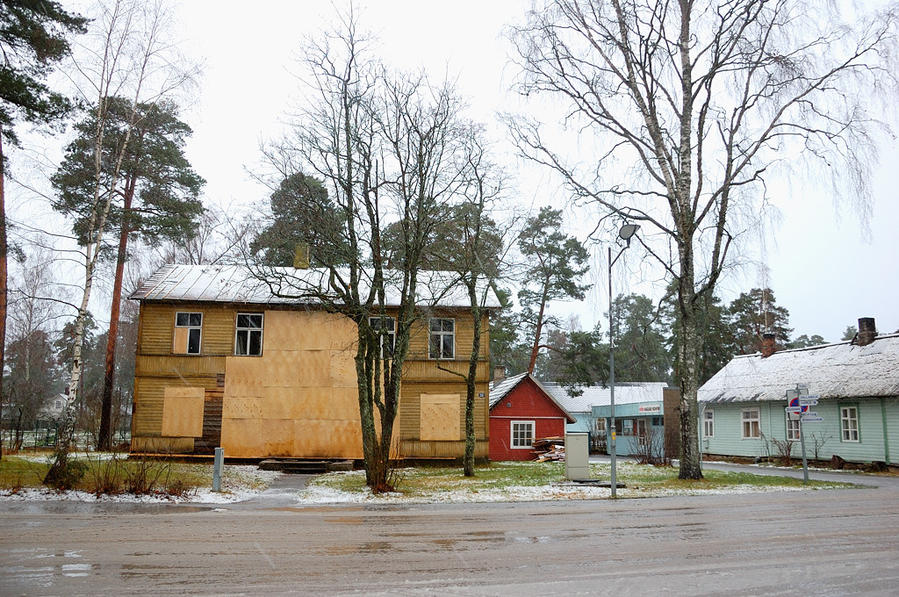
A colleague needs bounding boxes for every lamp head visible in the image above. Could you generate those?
[618,223,640,242]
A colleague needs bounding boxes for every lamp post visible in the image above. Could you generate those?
[608,223,639,498]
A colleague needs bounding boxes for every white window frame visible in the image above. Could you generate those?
[840,405,859,442]
[786,416,800,442]
[595,418,606,434]
[175,312,203,355]
[741,408,760,439]
[703,409,714,438]
[428,317,455,360]
[235,312,264,356]
[369,316,396,358]
[510,420,535,449]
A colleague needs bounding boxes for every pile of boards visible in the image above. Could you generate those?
[533,437,565,461]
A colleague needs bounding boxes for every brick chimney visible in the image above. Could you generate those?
[857,317,877,346]
[493,366,506,382]
[760,333,777,358]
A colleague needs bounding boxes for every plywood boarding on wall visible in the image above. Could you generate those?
[420,394,461,441]
[220,309,365,458]
[400,382,488,441]
[161,386,205,437]
[132,376,219,437]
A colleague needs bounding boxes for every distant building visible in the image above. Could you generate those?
[489,373,677,458]
[698,318,899,466]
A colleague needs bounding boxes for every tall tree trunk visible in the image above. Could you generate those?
[676,240,702,479]
[463,286,481,476]
[98,177,136,450]
[0,132,7,462]
[527,284,550,374]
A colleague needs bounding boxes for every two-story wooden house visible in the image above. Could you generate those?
[128,264,496,460]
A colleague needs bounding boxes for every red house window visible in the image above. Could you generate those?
[511,420,535,449]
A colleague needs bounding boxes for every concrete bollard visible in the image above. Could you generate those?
[213,447,224,492]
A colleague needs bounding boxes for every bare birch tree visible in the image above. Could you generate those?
[509,0,897,479]
[45,0,196,485]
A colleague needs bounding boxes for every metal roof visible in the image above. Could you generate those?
[130,264,502,309]
[488,373,576,423]
[698,334,899,403]
[489,374,668,416]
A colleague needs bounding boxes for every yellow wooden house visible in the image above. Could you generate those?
[128,264,496,460]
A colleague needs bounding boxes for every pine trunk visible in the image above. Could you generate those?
[0,133,6,461]
[98,177,135,450]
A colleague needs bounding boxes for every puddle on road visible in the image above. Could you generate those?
[322,541,393,555]
[2,548,97,587]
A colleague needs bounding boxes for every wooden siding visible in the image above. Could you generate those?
[132,301,491,459]
[399,439,488,459]
[702,397,897,464]
[488,377,569,461]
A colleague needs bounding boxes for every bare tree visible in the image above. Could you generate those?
[45,0,197,485]
[509,0,897,479]
[432,129,510,476]
[257,12,473,491]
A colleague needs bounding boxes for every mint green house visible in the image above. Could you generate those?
[698,320,898,466]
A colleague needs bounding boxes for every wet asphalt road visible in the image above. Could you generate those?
[2,473,898,595]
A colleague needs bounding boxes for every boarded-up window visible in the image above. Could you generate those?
[161,386,205,437]
[174,312,202,354]
[420,394,460,441]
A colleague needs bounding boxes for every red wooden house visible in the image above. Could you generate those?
[488,373,575,461]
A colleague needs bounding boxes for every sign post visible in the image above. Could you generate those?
[786,385,810,483]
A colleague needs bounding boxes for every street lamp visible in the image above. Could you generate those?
[608,223,639,497]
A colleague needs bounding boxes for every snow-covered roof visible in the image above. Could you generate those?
[130,264,501,309]
[489,374,667,415]
[543,382,669,412]
[488,372,528,408]
[698,334,899,403]
[488,373,575,423]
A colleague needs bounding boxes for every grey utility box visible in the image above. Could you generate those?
[565,432,590,481]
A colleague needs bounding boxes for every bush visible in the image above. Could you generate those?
[43,454,87,490]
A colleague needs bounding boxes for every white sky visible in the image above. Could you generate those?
[10,0,898,344]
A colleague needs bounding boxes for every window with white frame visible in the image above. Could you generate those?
[369,316,396,358]
[786,416,800,441]
[510,420,535,449]
[595,418,606,434]
[840,405,859,442]
[235,313,264,356]
[703,409,714,438]
[742,408,760,439]
[429,318,455,359]
[174,312,202,354]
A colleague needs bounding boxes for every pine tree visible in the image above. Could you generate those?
[52,97,204,450]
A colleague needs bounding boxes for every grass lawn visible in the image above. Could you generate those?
[0,452,272,497]
[307,460,856,502]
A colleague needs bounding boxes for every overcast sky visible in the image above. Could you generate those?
[12,1,896,344]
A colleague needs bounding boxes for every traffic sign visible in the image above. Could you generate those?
[801,416,823,422]
[785,406,802,413]
[801,411,818,418]
[800,397,819,406]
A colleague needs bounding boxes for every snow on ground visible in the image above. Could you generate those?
[0,465,282,504]
[292,469,844,505]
